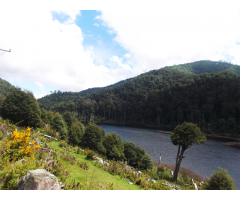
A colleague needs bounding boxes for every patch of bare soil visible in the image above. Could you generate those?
[154,162,204,182]
[222,142,240,149]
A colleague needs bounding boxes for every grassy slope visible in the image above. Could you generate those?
[50,141,141,190]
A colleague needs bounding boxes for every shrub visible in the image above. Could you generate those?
[85,149,94,160]
[3,127,40,162]
[59,141,68,149]
[60,153,77,165]
[205,168,235,190]
[0,158,42,190]
[77,161,89,170]
[1,88,41,128]
[50,160,71,183]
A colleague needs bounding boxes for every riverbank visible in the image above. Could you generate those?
[154,162,204,182]
[96,121,172,131]
[205,135,240,149]
[97,122,240,149]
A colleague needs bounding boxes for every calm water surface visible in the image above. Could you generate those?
[100,125,240,189]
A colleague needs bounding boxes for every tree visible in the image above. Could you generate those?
[63,111,73,130]
[123,141,153,170]
[205,168,235,190]
[51,112,68,139]
[103,132,124,161]
[140,153,153,170]
[171,122,206,182]
[68,122,83,146]
[82,122,106,154]
[1,88,41,128]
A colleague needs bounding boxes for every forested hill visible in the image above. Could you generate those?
[166,60,240,75]
[38,60,240,110]
[37,78,131,110]
[0,77,13,97]
[0,78,14,107]
[37,60,240,137]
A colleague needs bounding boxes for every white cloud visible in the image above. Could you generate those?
[0,10,120,97]
[35,82,45,93]
[98,2,240,72]
[93,23,99,27]
[111,56,132,71]
[52,10,81,24]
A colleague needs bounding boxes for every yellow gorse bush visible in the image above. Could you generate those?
[6,127,40,161]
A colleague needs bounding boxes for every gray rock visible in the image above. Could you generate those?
[16,169,60,190]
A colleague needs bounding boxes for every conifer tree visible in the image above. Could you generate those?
[1,87,41,128]
[82,122,106,154]
[103,132,124,160]
[51,112,68,139]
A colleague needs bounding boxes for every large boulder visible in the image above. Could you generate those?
[16,169,60,190]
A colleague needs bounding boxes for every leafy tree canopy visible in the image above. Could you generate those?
[205,168,235,190]
[103,132,124,160]
[1,88,41,128]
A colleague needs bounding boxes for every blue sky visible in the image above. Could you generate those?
[0,4,240,99]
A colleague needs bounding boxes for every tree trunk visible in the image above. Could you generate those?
[173,146,185,183]
[156,154,162,174]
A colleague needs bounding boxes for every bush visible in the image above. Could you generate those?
[59,141,68,149]
[2,127,40,162]
[0,158,42,190]
[49,160,71,183]
[60,153,77,165]
[85,149,94,160]
[77,161,89,170]
[205,168,235,190]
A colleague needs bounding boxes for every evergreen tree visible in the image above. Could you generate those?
[82,122,106,154]
[205,168,235,190]
[103,132,124,160]
[171,122,206,182]
[123,141,153,170]
[51,112,68,139]
[63,111,73,129]
[68,121,84,146]
[1,88,41,128]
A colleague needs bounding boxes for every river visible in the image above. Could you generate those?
[99,125,240,189]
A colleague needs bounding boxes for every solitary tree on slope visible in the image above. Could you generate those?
[171,122,206,182]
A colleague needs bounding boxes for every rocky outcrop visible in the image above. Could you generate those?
[16,169,60,190]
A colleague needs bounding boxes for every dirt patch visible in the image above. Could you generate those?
[222,142,240,149]
[154,162,204,182]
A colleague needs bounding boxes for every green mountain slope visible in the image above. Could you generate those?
[0,78,13,97]
[38,78,131,110]
[166,60,240,75]
[37,60,240,137]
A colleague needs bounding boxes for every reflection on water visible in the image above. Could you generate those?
[100,125,240,189]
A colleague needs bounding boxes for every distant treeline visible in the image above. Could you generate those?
[37,60,240,137]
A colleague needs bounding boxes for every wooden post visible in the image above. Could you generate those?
[156,154,162,174]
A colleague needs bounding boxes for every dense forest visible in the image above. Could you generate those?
[36,60,240,137]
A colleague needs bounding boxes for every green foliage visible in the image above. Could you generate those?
[85,149,94,160]
[205,168,235,190]
[59,140,68,148]
[103,132,124,161]
[1,88,41,128]
[171,122,206,150]
[0,158,42,190]
[123,141,153,170]
[171,122,206,182]
[60,153,77,165]
[63,111,73,129]
[68,122,84,146]
[77,160,89,170]
[37,61,240,137]
[140,153,153,170]
[82,123,106,154]
[51,112,68,139]
[0,78,13,98]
